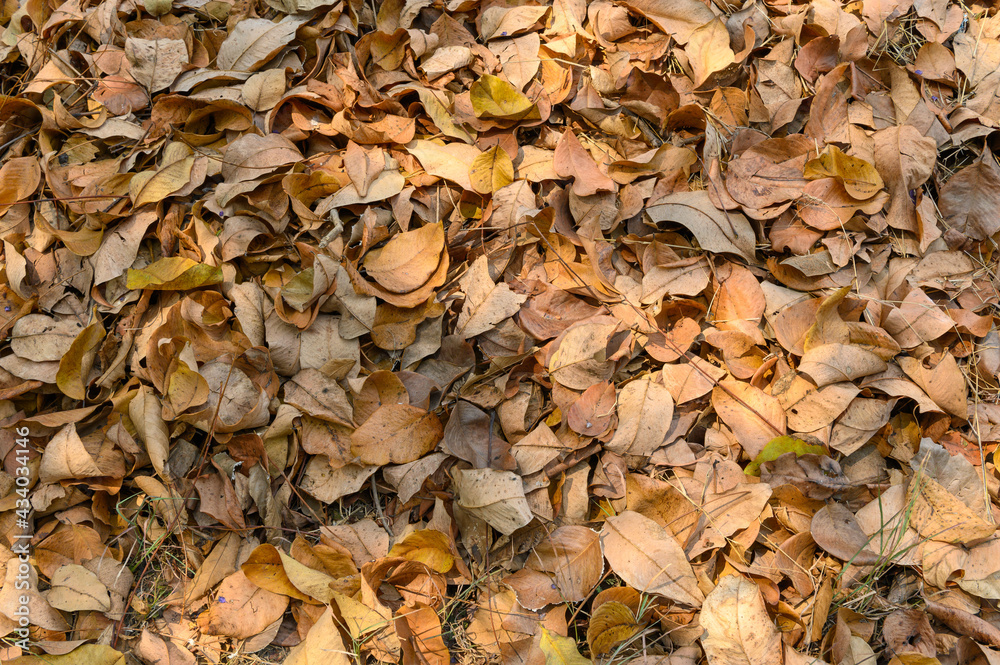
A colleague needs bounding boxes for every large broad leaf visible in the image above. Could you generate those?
[618,0,715,44]
[646,191,758,263]
[216,15,308,71]
[700,575,783,665]
[600,511,704,606]
[126,257,223,290]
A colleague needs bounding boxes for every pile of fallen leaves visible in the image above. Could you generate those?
[3,0,1000,662]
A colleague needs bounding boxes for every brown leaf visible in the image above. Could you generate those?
[350,404,443,465]
[554,129,616,196]
[363,223,445,295]
[873,125,937,231]
[939,149,1000,240]
[711,380,786,459]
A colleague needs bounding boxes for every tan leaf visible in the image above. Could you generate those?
[687,19,735,87]
[711,380,786,459]
[125,38,188,91]
[456,255,528,338]
[197,571,289,639]
[898,354,968,419]
[907,474,995,545]
[47,564,111,612]
[395,603,450,665]
[362,223,445,294]
[452,468,533,536]
[646,191,757,263]
[700,575,783,665]
[606,378,674,456]
[526,526,604,602]
[38,424,103,484]
[344,141,386,198]
[407,139,482,190]
[129,385,171,480]
[284,606,351,665]
[600,511,704,606]
[0,156,41,214]
[873,125,937,231]
[241,68,285,111]
[618,0,716,44]
[554,129,615,196]
[350,404,443,465]
[216,15,307,71]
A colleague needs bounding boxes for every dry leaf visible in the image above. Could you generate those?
[700,575,783,665]
[601,511,704,606]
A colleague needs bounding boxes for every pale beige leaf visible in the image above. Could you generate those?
[241,68,285,111]
[687,19,735,87]
[600,511,703,606]
[38,424,103,484]
[47,564,111,612]
[456,256,527,338]
[453,468,533,536]
[125,38,188,91]
[606,379,674,456]
[700,574,783,665]
[217,15,307,72]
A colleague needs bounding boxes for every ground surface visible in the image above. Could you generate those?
[1,0,1000,664]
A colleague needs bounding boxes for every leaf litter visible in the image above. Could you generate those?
[1,0,1000,663]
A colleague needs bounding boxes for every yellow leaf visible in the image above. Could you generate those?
[745,436,827,476]
[5,645,126,665]
[687,18,735,87]
[469,145,514,194]
[126,256,223,291]
[165,359,210,415]
[470,74,540,121]
[804,146,884,200]
[129,157,195,208]
[540,627,592,665]
[388,529,455,573]
[56,311,105,400]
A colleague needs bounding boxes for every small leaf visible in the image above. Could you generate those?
[745,436,828,476]
[56,311,105,400]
